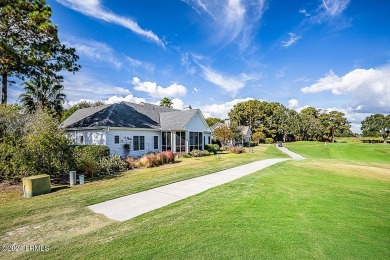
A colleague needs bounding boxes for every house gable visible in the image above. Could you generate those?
[184,110,211,132]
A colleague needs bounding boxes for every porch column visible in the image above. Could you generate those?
[185,131,189,153]
[171,131,176,152]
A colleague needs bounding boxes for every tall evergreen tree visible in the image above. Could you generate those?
[0,0,79,104]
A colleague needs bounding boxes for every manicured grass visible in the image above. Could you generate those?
[0,145,286,259]
[284,141,390,164]
[1,143,389,259]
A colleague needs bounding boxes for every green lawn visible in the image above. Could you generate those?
[1,143,389,259]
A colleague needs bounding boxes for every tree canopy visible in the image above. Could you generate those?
[205,117,224,127]
[227,100,352,142]
[159,97,173,108]
[361,114,390,142]
[0,0,80,104]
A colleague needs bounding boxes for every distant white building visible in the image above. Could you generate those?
[61,102,211,157]
[210,120,251,144]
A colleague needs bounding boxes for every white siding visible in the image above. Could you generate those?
[106,129,161,157]
[184,112,210,132]
[66,130,106,146]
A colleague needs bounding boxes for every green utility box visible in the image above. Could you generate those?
[22,174,51,198]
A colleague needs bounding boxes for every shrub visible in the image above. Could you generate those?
[160,151,175,164]
[99,154,128,174]
[265,138,274,144]
[244,141,256,147]
[189,149,210,157]
[181,154,192,158]
[138,154,158,168]
[73,145,111,177]
[124,157,138,169]
[205,144,220,154]
[229,146,244,154]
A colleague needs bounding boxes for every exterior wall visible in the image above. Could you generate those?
[66,130,106,146]
[184,111,211,151]
[106,129,161,158]
[184,113,209,132]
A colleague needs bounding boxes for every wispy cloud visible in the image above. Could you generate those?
[132,77,187,98]
[56,0,165,47]
[301,66,390,113]
[182,0,266,51]
[299,9,311,17]
[64,38,122,69]
[281,33,301,47]
[197,63,255,96]
[62,71,132,102]
[309,0,352,29]
[126,56,155,73]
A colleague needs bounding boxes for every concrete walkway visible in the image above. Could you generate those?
[276,145,305,160]
[88,158,289,222]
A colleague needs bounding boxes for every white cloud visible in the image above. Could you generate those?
[126,56,155,73]
[299,9,311,17]
[301,67,390,113]
[65,38,122,69]
[132,77,187,98]
[309,0,352,28]
[62,71,132,101]
[288,99,299,109]
[181,53,196,75]
[171,98,185,109]
[198,64,255,95]
[182,0,266,51]
[105,94,147,104]
[56,0,164,47]
[281,33,301,47]
[200,97,254,118]
[193,87,201,93]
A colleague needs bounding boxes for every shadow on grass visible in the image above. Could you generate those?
[51,185,71,193]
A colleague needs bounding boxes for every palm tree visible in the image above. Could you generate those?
[160,97,173,108]
[20,74,66,116]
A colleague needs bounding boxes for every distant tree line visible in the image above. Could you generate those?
[208,100,354,144]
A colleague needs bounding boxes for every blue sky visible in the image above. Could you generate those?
[9,0,390,132]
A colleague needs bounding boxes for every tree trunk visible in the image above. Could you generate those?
[332,127,335,143]
[1,72,7,104]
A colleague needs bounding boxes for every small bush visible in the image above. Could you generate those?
[124,156,138,169]
[181,154,192,158]
[160,151,175,164]
[265,138,274,144]
[189,149,210,157]
[139,154,159,168]
[205,144,220,154]
[229,146,244,154]
[73,145,111,177]
[244,141,257,147]
[99,154,128,174]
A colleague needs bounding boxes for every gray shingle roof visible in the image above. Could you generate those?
[160,109,199,130]
[61,102,205,130]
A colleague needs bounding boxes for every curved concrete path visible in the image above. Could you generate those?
[88,146,303,222]
[276,145,305,160]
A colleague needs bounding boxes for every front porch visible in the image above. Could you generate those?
[161,130,211,153]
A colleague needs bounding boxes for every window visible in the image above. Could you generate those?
[175,131,185,152]
[162,131,171,151]
[80,135,84,144]
[154,136,158,150]
[189,132,203,151]
[114,135,119,144]
[133,136,145,151]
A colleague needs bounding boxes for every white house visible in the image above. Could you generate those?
[61,102,212,157]
[211,120,251,144]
